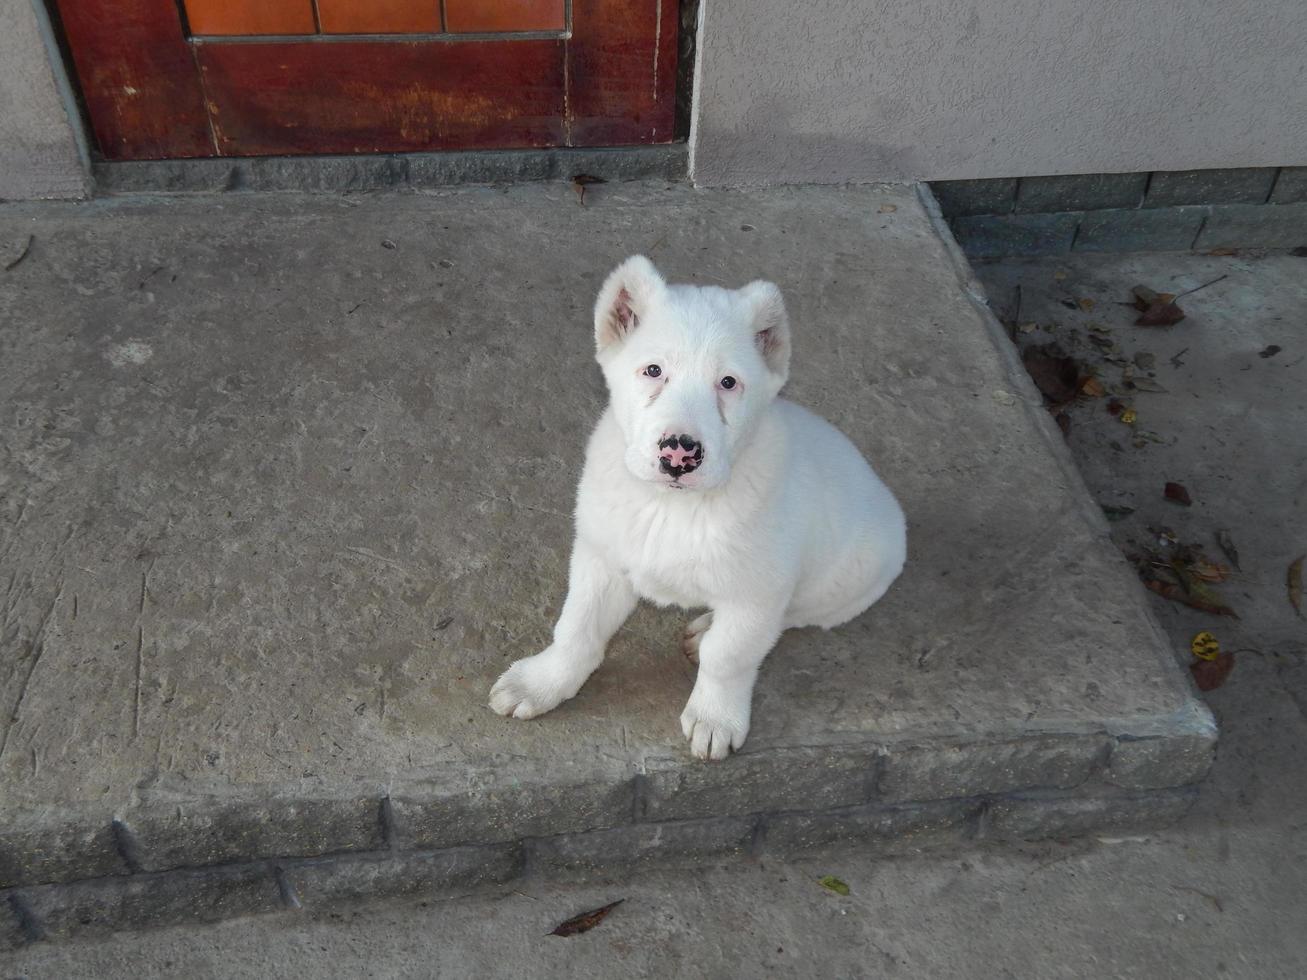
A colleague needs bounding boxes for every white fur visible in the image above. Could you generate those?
[490,256,906,760]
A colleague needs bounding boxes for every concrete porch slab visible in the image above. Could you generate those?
[0,184,1213,912]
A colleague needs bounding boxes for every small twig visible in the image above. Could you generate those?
[4,234,34,272]
[1174,274,1228,300]
[1170,347,1189,368]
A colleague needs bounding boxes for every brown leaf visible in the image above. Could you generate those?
[1136,300,1186,327]
[1189,558,1231,584]
[571,174,607,206]
[1207,247,1239,256]
[1144,579,1238,618]
[1052,409,1071,436]
[1215,529,1240,570]
[1079,376,1106,398]
[1106,398,1126,416]
[1290,555,1305,619]
[1190,651,1235,691]
[1164,482,1192,506]
[550,900,624,937]
[1022,343,1080,404]
[1077,297,1096,312]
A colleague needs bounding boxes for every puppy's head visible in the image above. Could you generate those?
[593,256,790,492]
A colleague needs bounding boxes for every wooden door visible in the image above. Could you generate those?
[52,0,677,160]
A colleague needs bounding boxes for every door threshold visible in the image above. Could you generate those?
[92,144,687,195]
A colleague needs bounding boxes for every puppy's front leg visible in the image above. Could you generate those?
[680,604,785,760]
[490,539,636,720]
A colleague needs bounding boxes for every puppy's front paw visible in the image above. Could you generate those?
[489,648,588,720]
[679,678,751,761]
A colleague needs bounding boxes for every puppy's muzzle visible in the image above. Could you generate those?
[658,434,703,478]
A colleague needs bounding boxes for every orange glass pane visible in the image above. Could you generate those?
[184,0,315,35]
[318,0,439,33]
[445,0,565,33]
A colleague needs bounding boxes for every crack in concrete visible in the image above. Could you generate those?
[0,577,63,763]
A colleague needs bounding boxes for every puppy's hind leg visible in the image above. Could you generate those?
[490,539,636,720]
[681,611,713,664]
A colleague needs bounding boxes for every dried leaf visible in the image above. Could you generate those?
[1134,352,1156,370]
[1017,322,1039,333]
[571,173,607,206]
[1259,345,1282,359]
[1053,270,1068,280]
[878,203,898,213]
[1215,530,1240,570]
[1078,297,1096,312]
[1136,300,1186,327]
[1120,407,1138,425]
[1107,399,1125,416]
[1101,504,1135,522]
[1207,247,1239,256]
[1079,376,1106,398]
[381,239,396,250]
[1128,377,1169,393]
[550,900,624,937]
[1189,558,1231,584]
[818,876,851,896]
[1022,344,1080,404]
[1144,579,1238,618]
[1164,482,1192,506]
[1191,651,1235,691]
[1290,555,1305,619]
[1190,631,1220,661]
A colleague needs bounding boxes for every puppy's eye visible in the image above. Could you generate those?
[720,376,737,390]
[643,365,662,378]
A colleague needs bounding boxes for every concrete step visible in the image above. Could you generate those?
[0,182,1214,942]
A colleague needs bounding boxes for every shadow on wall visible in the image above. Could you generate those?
[694,102,927,186]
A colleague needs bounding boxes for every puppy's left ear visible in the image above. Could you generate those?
[740,280,791,383]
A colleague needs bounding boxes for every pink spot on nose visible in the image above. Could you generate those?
[661,445,697,467]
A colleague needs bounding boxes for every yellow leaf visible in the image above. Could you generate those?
[1120,407,1137,425]
[1191,631,1220,661]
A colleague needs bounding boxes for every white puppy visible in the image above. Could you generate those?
[490,256,906,759]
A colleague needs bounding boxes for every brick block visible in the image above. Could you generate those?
[951,213,1080,258]
[981,788,1197,841]
[879,734,1109,804]
[641,746,875,821]
[765,799,975,856]
[530,816,756,873]
[1073,207,1207,252]
[1144,168,1276,207]
[931,178,1018,217]
[1269,167,1307,205]
[1015,173,1147,213]
[1195,203,1307,249]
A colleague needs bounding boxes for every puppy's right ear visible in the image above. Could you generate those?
[594,255,665,354]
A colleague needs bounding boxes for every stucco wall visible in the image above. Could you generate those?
[690,0,1307,187]
[0,0,87,200]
